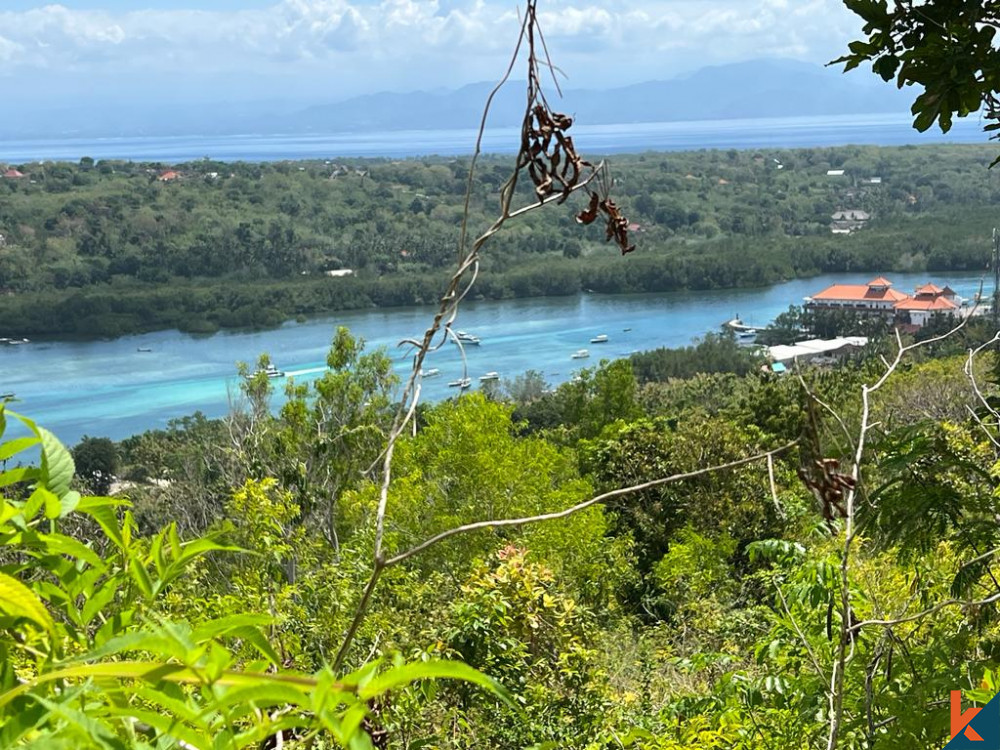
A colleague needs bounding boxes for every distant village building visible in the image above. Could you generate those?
[826,169,846,176]
[324,269,354,278]
[830,209,871,234]
[804,276,959,328]
[3,169,25,179]
[157,170,180,182]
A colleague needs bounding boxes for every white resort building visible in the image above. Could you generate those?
[804,276,960,328]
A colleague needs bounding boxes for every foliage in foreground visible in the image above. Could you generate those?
[0,405,506,748]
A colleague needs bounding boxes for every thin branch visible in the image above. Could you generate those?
[767,453,785,520]
[384,441,797,567]
[849,590,1000,633]
[825,310,977,750]
[775,582,827,682]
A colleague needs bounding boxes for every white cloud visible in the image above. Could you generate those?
[0,0,863,93]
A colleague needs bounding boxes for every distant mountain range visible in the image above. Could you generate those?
[6,59,912,140]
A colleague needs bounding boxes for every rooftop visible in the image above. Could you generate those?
[894,296,958,311]
[810,283,909,302]
[769,337,869,363]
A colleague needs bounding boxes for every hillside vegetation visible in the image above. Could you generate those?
[0,143,996,337]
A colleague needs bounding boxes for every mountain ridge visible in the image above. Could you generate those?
[4,58,911,139]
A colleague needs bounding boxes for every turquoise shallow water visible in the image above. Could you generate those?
[0,272,989,445]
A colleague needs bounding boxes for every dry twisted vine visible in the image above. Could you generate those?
[331,0,636,673]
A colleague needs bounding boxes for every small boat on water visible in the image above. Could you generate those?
[623,327,632,332]
[137,347,153,353]
[448,377,472,389]
[590,334,609,344]
[1,392,13,400]
[571,349,590,359]
[0,337,29,346]
[479,371,500,382]
[454,331,481,346]
[255,364,285,379]
[420,368,441,378]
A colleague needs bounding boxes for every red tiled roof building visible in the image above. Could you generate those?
[805,276,959,328]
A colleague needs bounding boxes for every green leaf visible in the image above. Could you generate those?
[59,490,81,518]
[0,466,40,490]
[37,486,62,520]
[0,436,39,462]
[356,660,513,707]
[0,571,56,636]
[34,532,107,572]
[38,426,74,499]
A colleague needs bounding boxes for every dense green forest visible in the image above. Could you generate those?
[3,313,1000,748]
[0,143,997,337]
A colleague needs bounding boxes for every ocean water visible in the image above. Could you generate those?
[0,113,990,163]
[1,272,989,444]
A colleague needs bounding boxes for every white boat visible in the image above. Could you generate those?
[454,331,482,345]
[571,349,590,359]
[590,334,609,344]
[255,364,285,379]
[0,337,29,346]
[420,368,441,378]
[448,377,472,389]
[479,371,500,382]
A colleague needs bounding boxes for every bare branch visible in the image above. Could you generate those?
[384,441,797,567]
[849,590,1000,633]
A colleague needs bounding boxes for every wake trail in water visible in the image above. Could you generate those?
[283,366,327,377]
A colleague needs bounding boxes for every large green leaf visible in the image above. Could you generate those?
[0,571,55,636]
[0,436,39,462]
[38,426,75,500]
[356,659,512,706]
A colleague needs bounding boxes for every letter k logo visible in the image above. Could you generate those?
[954,691,985,741]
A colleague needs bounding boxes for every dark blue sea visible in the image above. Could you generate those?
[0,113,991,163]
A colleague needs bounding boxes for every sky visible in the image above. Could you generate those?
[0,0,866,106]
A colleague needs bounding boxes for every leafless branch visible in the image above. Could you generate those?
[849,590,1000,633]
[385,441,797,567]
[825,310,976,750]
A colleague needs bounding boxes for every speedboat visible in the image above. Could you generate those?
[1,337,29,346]
[255,364,285,379]
[590,334,609,344]
[448,377,472,389]
[454,331,482,345]
[571,349,590,359]
[420,368,441,378]
[479,371,500,382]
[0,392,13,400]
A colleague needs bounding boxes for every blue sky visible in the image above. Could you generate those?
[0,1,866,105]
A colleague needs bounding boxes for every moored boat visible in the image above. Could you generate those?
[590,334,608,344]
[448,377,472,389]
[479,371,500,382]
[420,368,441,378]
[571,349,590,359]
